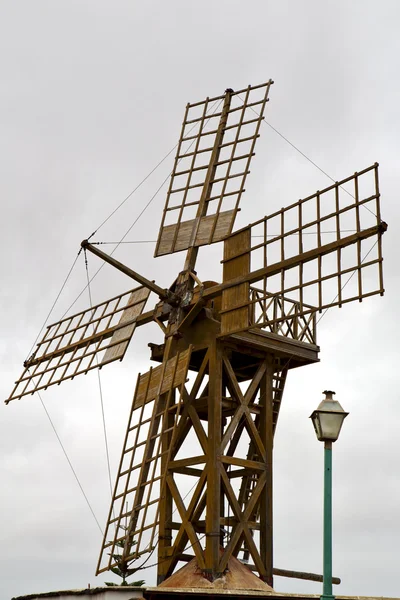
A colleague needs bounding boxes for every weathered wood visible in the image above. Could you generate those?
[97,342,192,575]
[183,116,259,142]
[205,341,222,576]
[157,210,235,256]
[154,81,273,259]
[166,474,206,570]
[169,352,210,458]
[227,329,319,365]
[157,386,175,584]
[184,80,272,109]
[221,456,267,471]
[169,466,204,477]
[169,455,207,469]
[234,163,379,230]
[133,349,191,409]
[207,223,386,302]
[221,358,266,456]
[83,240,175,301]
[221,228,251,335]
[7,286,151,404]
[123,338,177,560]
[273,567,341,585]
[163,470,208,577]
[259,357,274,587]
[101,287,151,364]
[219,469,268,576]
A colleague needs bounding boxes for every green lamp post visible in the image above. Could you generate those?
[310,390,348,600]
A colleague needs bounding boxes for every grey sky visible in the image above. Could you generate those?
[1,1,400,598]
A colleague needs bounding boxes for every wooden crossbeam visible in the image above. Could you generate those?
[83,240,178,303]
[7,286,151,403]
[220,468,268,575]
[96,344,192,575]
[155,81,273,262]
[206,222,386,301]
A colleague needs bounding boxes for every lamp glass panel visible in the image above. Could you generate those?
[318,411,346,441]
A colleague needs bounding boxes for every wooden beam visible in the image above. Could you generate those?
[273,567,341,585]
[157,391,174,584]
[82,240,179,303]
[203,223,387,300]
[221,358,266,452]
[169,466,204,477]
[169,455,206,469]
[183,90,233,272]
[164,473,208,577]
[204,340,222,576]
[166,474,206,569]
[174,555,341,585]
[220,455,267,471]
[259,356,274,587]
[219,469,267,576]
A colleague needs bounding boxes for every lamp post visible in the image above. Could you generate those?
[310,390,348,600]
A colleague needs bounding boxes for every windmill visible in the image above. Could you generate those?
[6,80,386,590]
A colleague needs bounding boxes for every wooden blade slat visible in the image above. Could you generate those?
[96,347,192,575]
[154,81,273,258]
[6,286,150,403]
[157,209,235,256]
[217,163,385,339]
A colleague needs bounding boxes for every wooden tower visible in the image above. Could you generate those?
[6,81,386,589]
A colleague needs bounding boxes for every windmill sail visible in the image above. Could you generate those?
[6,286,150,403]
[217,163,385,337]
[97,347,192,574]
[155,81,273,257]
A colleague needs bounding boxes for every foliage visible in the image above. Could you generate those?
[104,537,145,587]
[104,580,145,587]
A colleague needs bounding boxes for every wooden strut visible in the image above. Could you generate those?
[183,89,233,273]
[84,187,386,585]
[155,341,280,587]
[82,240,180,305]
[176,555,341,585]
[272,567,340,585]
[130,220,388,333]
[204,222,387,301]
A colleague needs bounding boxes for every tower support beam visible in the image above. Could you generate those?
[158,337,294,585]
[259,355,274,587]
[204,340,223,578]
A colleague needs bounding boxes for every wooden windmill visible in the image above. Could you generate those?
[6,80,387,589]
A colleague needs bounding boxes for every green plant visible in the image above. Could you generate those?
[104,539,145,587]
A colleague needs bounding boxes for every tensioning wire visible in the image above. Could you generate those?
[61,97,225,318]
[89,229,360,246]
[27,96,223,336]
[236,93,379,220]
[24,98,223,540]
[24,249,83,363]
[134,535,207,573]
[88,96,223,240]
[37,390,104,535]
[84,249,115,509]
[316,239,380,325]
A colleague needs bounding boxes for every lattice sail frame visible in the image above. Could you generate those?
[220,163,385,337]
[6,286,150,403]
[155,81,273,257]
[97,347,192,574]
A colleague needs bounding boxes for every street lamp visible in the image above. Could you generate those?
[310,390,348,600]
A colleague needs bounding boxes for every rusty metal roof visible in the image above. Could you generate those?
[157,554,274,593]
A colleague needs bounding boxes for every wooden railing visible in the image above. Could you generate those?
[249,287,317,345]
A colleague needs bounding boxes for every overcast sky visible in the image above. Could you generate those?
[1,1,400,598]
